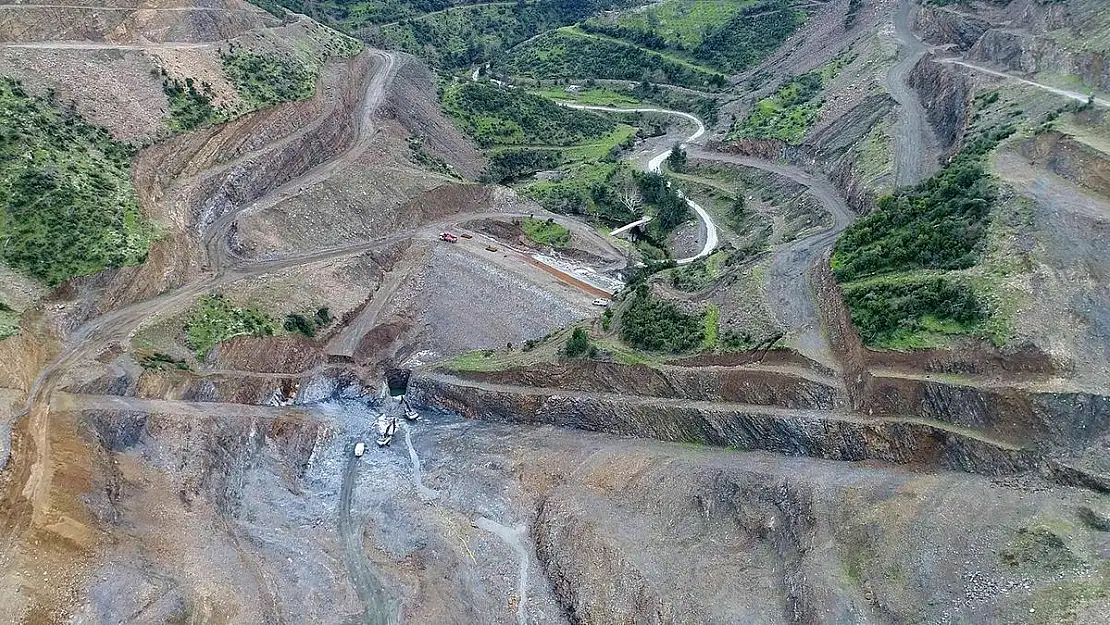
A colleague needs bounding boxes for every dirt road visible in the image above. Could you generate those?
[688,150,855,371]
[203,50,398,272]
[886,0,939,186]
[339,450,397,625]
[937,58,1110,108]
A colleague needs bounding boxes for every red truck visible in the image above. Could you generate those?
[439,232,458,243]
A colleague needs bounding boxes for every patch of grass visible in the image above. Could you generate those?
[446,348,516,372]
[529,86,642,107]
[522,217,571,247]
[1000,524,1078,572]
[0,78,152,285]
[184,294,276,360]
[220,49,316,108]
[730,72,823,144]
[619,283,705,353]
[0,301,18,340]
[702,305,719,350]
[139,352,190,371]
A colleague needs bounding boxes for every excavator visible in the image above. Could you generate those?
[376,414,398,447]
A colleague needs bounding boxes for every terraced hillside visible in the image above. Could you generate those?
[2,0,1110,623]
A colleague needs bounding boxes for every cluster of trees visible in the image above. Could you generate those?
[841,277,986,347]
[619,283,705,353]
[502,30,726,89]
[485,149,563,182]
[636,170,689,234]
[579,0,804,75]
[564,327,594,357]
[832,125,1016,282]
[446,81,616,148]
[0,77,150,285]
[627,81,718,125]
[283,307,333,337]
[163,76,226,131]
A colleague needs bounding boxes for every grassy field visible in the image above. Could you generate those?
[0,78,152,285]
[529,86,642,107]
[521,216,571,247]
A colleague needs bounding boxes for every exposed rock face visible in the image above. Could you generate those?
[918,0,1110,92]
[908,57,972,152]
[409,372,1038,477]
[1019,130,1110,197]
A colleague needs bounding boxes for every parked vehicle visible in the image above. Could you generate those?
[592,298,611,307]
[354,442,366,457]
[439,232,458,242]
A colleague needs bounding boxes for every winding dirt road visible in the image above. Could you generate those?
[937,58,1110,109]
[558,103,719,264]
[689,151,855,371]
[886,0,938,186]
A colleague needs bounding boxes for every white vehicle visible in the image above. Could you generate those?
[592,298,611,307]
[353,442,366,457]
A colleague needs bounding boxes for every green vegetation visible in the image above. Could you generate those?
[519,161,627,220]
[832,126,1016,349]
[1000,525,1078,572]
[637,170,690,236]
[284,306,334,337]
[500,28,726,90]
[730,72,822,144]
[832,126,1016,282]
[702,304,719,350]
[665,143,686,172]
[139,352,190,371]
[0,302,18,340]
[840,275,987,348]
[669,252,727,291]
[379,1,632,69]
[522,217,571,247]
[619,283,705,353]
[442,80,616,147]
[564,327,592,357]
[163,77,227,131]
[0,78,152,285]
[184,294,276,360]
[220,50,316,108]
[529,85,642,107]
[580,0,804,74]
[729,54,854,144]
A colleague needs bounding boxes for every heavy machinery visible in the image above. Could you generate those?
[402,396,420,421]
[376,415,398,447]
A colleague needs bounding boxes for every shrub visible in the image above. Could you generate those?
[841,277,986,347]
[0,77,151,285]
[565,327,591,357]
[284,312,316,337]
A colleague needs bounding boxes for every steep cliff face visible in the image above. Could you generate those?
[453,361,844,410]
[908,58,972,152]
[919,0,1110,92]
[1019,130,1110,197]
[409,372,1038,477]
